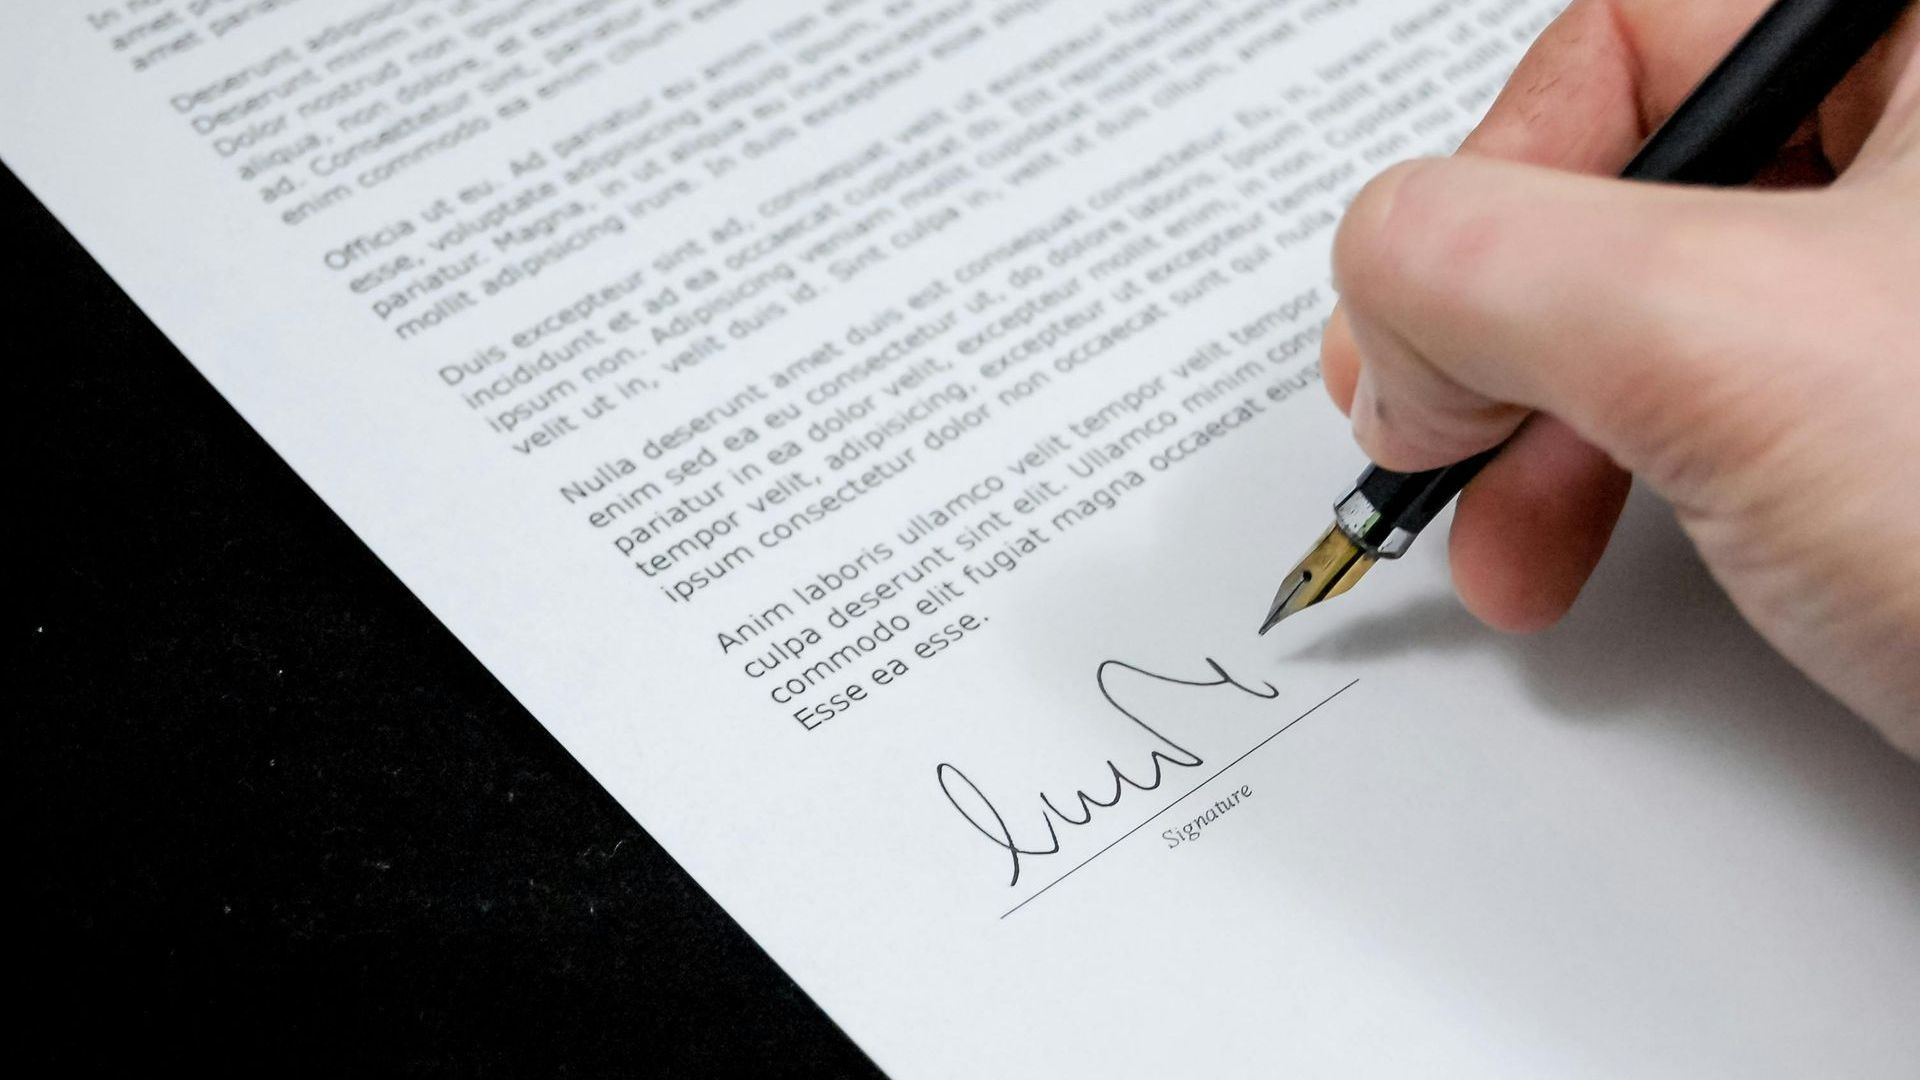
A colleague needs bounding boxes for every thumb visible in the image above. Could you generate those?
[1331,154,1798,483]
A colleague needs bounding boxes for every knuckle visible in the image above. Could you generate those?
[1338,157,1524,332]
[1333,159,1451,308]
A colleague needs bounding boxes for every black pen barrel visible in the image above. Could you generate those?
[1624,0,1916,185]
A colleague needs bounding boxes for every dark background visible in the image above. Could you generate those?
[13,163,884,1076]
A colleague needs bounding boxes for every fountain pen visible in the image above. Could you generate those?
[1260,0,1914,635]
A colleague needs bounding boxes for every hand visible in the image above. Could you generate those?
[1320,0,1920,753]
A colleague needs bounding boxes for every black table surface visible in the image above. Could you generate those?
[13,162,884,1076]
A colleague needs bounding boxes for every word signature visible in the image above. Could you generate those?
[935,658,1280,887]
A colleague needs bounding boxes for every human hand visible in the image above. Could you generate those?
[1320,0,1920,752]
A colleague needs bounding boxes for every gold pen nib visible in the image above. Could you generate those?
[1258,525,1376,635]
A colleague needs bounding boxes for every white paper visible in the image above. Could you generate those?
[6,0,1917,1075]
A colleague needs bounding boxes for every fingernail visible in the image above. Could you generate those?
[1350,367,1382,449]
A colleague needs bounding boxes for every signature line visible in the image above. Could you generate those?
[999,678,1360,920]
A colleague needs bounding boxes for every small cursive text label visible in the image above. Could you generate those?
[1163,784,1252,849]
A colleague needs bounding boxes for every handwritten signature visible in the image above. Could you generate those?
[936,658,1281,887]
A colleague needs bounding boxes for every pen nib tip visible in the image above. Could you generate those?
[1256,526,1376,637]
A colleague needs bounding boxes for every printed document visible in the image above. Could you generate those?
[5,0,1916,1074]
